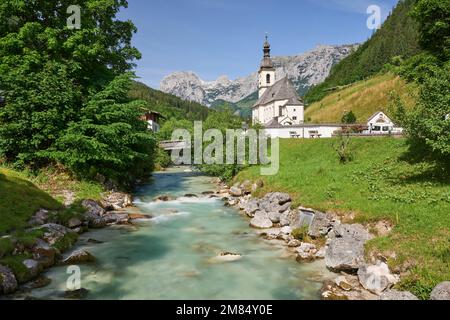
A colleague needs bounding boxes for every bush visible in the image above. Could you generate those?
[341,111,357,124]
[155,148,172,170]
[332,134,353,163]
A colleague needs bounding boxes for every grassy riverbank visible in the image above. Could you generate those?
[235,137,450,298]
[0,166,103,234]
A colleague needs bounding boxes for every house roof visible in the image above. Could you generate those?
[367,111,391,123]
[140,108,166,119]
[253,77,303,108]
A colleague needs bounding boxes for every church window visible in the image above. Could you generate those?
[266,74,271,84]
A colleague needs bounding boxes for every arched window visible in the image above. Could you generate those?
[266,74,271,84]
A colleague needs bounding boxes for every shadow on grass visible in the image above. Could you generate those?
[396,143,450,186]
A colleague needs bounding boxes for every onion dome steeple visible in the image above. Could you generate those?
[260,34,274,70]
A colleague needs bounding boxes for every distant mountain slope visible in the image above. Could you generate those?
[210,91,258,120]
[304,73,417,123]
[128,81,210,121]
[305,0,421,104]
[160,44,358,107]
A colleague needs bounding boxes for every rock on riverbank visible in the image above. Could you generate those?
[217,180,424,301]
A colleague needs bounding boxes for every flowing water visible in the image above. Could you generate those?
[30,167,333,300]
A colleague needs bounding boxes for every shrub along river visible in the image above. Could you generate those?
[30,167,332,300]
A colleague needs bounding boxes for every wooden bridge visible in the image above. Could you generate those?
[159,140,191,151]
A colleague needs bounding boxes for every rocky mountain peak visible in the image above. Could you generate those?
[160,44,358,106]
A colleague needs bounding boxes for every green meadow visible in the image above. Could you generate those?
[236,137,450,298]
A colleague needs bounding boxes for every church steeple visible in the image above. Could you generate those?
[258,34,275,98]
[263,34,271,58]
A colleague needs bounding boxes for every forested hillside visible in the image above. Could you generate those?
[305,0,421,104]
[129,81,210,121]
[210,91,258,120]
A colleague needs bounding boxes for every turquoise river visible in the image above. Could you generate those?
[30,167,333,300]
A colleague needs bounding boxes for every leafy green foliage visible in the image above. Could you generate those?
[305,0,421,104]
[198,107,246,181]
[390,0,450,164]
[158,118,194,141]
[41,75,156,186]
[0,0,154,186]
[341,111,357,124]
[393,63,450,162]
[129,81,210,121]
[412,0,450,60]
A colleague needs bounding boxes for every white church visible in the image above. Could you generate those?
[252,37,304,127]
[252,38,403,139]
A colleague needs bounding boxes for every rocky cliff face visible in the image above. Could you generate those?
[160,44,358,106]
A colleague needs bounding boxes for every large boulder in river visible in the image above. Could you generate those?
[209,252,242,264]
[38,223,77,247]
[229,186,243,197]
[81,200,105,216]
[379,289,419,300]
[242,199,259,217]
[0,265,18,295]
[239,180,253,194]
[154,195,174,202]
[250,211,273,229]
[102,192,133,210]
[103,212,130,225]
[62,250,96,265]
[81,200,107,228]
[357,262,399,295]
[256,193,291,223]
[21,259,42,283]
[430,282,450,300]
[32,239,58,269]
[308,212,334,239]
[259,193,291,211]
[28,209,52,227]
[68,218,83,229]
[325,224,372,272]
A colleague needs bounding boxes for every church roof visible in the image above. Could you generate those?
[253,77,303,108]
[260,56,274,69]
[265,118,282,127]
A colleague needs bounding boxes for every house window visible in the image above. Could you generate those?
[293,116,297,120]
[382,126,390,132]
[373,126,381,131]
[266,74,271,84]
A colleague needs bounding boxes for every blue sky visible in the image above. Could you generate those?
[118,0,399,88]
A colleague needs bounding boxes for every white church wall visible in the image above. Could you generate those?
[284,105,304,124]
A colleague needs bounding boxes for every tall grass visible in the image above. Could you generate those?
[305,73,417,123]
